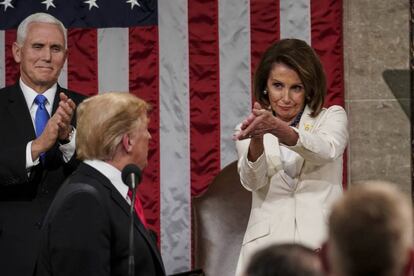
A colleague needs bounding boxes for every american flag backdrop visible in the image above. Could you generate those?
[0,0,343,274]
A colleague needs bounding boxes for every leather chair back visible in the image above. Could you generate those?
[192,161,251,276]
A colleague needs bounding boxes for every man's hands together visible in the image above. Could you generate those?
[31,92,76,161]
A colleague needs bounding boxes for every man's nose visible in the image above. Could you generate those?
[41,48,52,61]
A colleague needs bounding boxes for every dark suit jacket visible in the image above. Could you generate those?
[0,82,85,276]
[35,163,166,276]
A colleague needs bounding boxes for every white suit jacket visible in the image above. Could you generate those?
[235,105,348,276]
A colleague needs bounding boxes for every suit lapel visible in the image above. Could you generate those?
[83,164,165,269]
[297,105,321,134]
[264,105,318,177]
[293,105,323,176]
[7,83,36,140]
[52,84,68,114]
[6,82,65,139]
[109,184,165,270]
[51,86,60,114]
[263,134,283,176]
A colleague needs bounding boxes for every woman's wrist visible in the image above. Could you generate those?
[248,138,264,162]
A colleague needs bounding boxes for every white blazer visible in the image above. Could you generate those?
[234,105,348,276]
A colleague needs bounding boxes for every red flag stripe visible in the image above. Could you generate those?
[5,30,18,86]
[311,0,344,107]
[67,28,98,97]
[188,0,221,196]
[310,0,346,187]
[129,26,161,240]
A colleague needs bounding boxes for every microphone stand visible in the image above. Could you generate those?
[128,174,136,276]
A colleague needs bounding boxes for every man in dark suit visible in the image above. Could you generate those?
[0,13,85,276]
[36,92,166,276]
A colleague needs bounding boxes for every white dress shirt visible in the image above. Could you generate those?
[84,159,130,204]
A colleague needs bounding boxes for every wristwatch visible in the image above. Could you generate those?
[59,126,74,145]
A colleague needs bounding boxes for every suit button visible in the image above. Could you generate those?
[35,222,42,229]
[42,189,49,195]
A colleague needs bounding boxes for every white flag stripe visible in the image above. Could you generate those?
[98,28,129,93]
[219,0,252,168]
[158,0,191,273]
[0,31,5,88]
[280,0,311,44]
[58,60,68,89]
[57,32,68,88]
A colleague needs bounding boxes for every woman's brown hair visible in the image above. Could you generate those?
[254,38,326,117]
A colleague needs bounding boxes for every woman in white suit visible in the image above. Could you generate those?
[233,38,348,276]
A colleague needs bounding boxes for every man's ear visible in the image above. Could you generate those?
[320,241,330,274]
[63,48,68,61]
[12,42,22,63]
[403,248,414,276]
[121,134,132,153]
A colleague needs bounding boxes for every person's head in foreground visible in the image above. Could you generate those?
[245,243,324,276]
[323,181,414,276]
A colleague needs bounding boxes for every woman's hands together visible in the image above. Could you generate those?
[233,102,280,141]
[233,102,299,149]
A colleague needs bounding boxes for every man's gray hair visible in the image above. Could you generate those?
[16,13,67,48]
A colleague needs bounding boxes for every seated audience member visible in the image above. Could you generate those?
[245,243,324,276]
[323,181,414,276]
[35,92,166,276]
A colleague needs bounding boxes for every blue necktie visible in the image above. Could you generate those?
[34,95,50,161]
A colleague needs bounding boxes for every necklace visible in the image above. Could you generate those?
[289,109,304,127]
[272,108,305,127]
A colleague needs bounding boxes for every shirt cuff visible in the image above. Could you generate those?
[285,126,303,149]
[245,151,266,170]
[26,141,40,169]
[59,128,76,163]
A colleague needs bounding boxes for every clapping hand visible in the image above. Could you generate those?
[233,102,281,140]
[55,92,76,141]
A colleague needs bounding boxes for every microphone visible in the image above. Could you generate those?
[121,164,142,276]
[121,164,142,190]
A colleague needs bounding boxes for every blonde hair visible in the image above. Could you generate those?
[76,92,150,161]
[329,181,413,276]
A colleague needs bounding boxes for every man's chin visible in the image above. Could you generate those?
[35,78,59,87]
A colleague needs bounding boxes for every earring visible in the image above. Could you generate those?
[263,89,268,95]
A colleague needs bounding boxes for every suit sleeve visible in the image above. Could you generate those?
[235,124,270,192]
[47,191,110,276]
[0,139,31,186]
[286,105,348,165]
